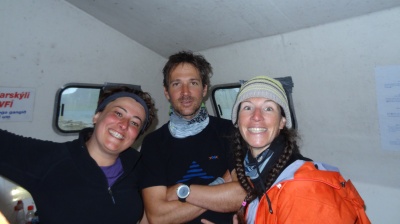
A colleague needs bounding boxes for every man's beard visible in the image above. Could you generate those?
[174,96,201,118]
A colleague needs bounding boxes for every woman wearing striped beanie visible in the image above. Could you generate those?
[231,76,370,224]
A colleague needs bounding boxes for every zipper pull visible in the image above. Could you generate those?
[108,187,116,204]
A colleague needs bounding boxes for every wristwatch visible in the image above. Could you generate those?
[176,184,190,202]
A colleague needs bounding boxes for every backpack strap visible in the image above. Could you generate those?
[340,179,371,224]
[313,162,371,224]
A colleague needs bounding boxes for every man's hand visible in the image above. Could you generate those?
[200,214,238,224]
[222,169,232,182]
[142,186,206,223]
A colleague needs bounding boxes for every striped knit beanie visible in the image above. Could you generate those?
[231,76,292,128]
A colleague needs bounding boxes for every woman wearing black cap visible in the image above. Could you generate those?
[0,86,156,224]
[231,76,370,224]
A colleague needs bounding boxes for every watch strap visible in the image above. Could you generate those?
[178,196,186,202]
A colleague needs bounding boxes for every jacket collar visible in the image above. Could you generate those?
[65,128,141,184]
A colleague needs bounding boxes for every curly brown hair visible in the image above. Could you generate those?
[97,86,157,134]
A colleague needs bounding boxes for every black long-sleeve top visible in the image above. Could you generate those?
[0,128,143,224]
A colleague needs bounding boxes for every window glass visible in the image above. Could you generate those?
[57,86,100,133]
[211,84,240,120]
[53,83,141,134]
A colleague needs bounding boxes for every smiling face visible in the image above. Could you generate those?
[87,97,146,165]
[164,62,207,119]
[238,97,286,158]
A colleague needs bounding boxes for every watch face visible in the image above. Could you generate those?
[177,185,190,198]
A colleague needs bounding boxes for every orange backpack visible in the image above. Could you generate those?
[254,162,371,224]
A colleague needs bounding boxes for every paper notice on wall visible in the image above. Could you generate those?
[0,87,35,122]
[375,66,400,151]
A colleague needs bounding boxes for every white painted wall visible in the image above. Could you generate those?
[201,7,400,224]
[1,0,399,223]
[0,0,166,220]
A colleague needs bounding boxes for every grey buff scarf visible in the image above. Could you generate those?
[244,134,285,193]
[244,149,274,181]
[168,104,209,138]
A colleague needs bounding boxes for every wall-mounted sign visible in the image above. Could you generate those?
[0,87,35,122]
[375,66,400,151]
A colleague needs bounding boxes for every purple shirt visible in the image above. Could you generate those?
[100,158,123,187]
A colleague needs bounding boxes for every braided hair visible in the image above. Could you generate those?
[234,125,300,224]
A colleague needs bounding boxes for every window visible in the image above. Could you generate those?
[53,83,141,134]
[210,76,298,129]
